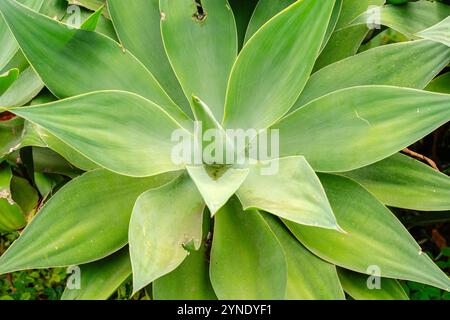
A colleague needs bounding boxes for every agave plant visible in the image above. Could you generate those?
[0,0,449,300]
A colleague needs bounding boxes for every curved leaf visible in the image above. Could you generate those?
[107,0,188,113]
[338,268,409,300]
[12,91,187,177]
[263,213,345,300]
[210,197,287,299]
[285,174,450,291]
[417,16,450,47]
[244,0,295,44]
[341,153,450,211]
[61,247,132,300]
[160,0,237,120]
[129,173,205,293]
[274,86,450,172]
[0,67,44,108]
[223,0,335,130]
[0,0,191,128]
[295,40,450,109]
[237,156,340,230]
[0,0,44,71]
[0,169,178,274]
[352,1,450,38]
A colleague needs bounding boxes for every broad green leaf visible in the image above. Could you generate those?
[341,153,450,211]
[273,86,450,172]
[61,247,132,300]
[0,169,178,274]
[335,0,385,29]
[12,91,187,177]
[285,174,450,291]
[0,67,44,108]
[425,72,450,94]
[187,165,248,216]
[160,0,237,120]
[0,117,23,157]
[244,0,295,44]
[262,213,345,300]
[352,1,450,38]
[0,165,26,232]
[237,156,340,230]
[107,0,188,113]
[295,40,450,109]
[337,268,409,300]
[129,173,205,293]
[314,24,369,71]
[223,0,335,131]
[417,16,450,47]
[0,0,191,129]
[228,0,258,49]
[0,68,19,95]
[153,211,217,300]
[210,197,287,299]
[0,0,44,71]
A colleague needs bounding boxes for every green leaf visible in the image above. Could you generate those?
[10,175,39,216]
[244,0,295,44]
[314,24,369,71]
[321,0,343,52]
[416,16,450,47]
[425,72,450,94]
[153,210,217,300]
[67,0,106,15]
[352,1,450,38]
[0,165,26,232]
[0,68,19,95]
[340,153,450,211]
[32,147,83,178]
[160,0,237,120]
[274,86,450,172]
[79,4,104,32]
[262,213,345,300]
[338,268,409,300]
[295,40,450,109]
[228,0,258,49]
[285,174,450,291]
[129,173,205,293]
[314,0,386,71]
[210,197,287,299]
[61,247,132,300]
[12,91,187,177]
[107,0,188,113]
[0,117,23,157]
[187,165,248,216]
[237,156,340,230]
[0,169,178,274]
[223,0,335,130]
[335,0,385,30]
[0,67,44,108]
[0,0,44,71]
[0,0,191,129]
